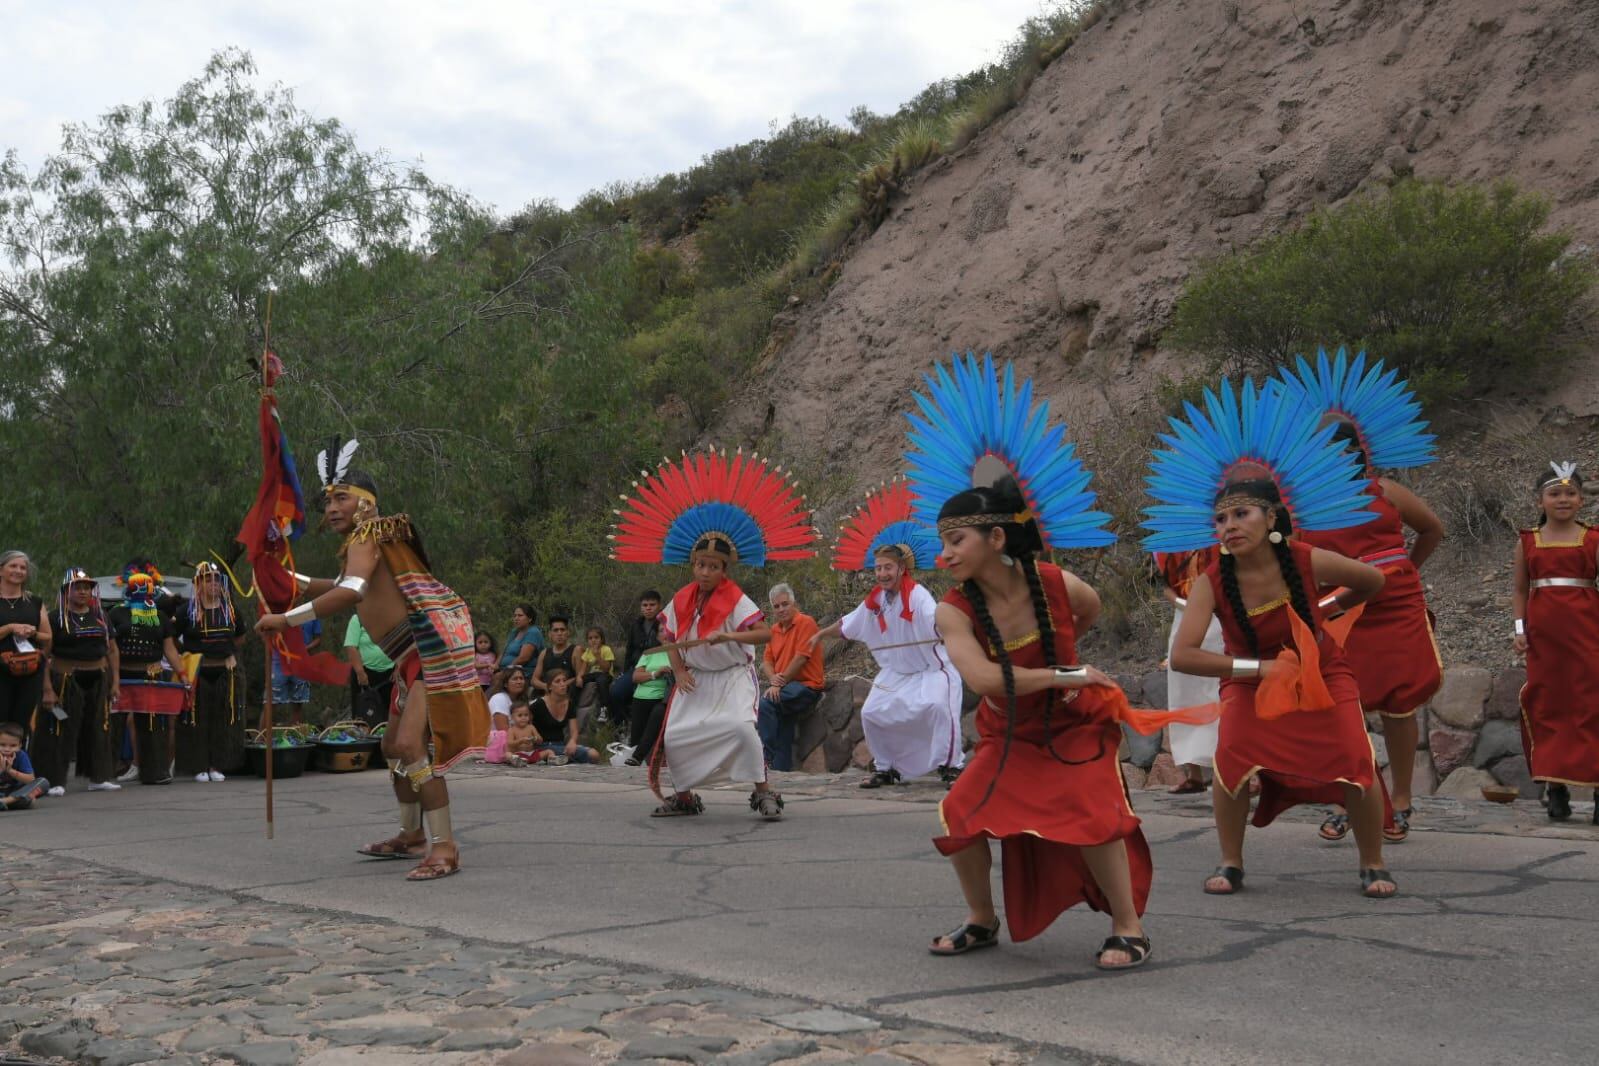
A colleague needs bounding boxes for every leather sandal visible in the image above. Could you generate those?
[1318,811,1350,841]
[1359,867,1398,898]
[1203,865,1245,895]
[357,835,427,859]
[406,851,461,881]
[929,918,1001,956]
[1095,934,1153,971]
[1383,807,1412,843]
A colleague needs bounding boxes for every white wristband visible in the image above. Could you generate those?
[285,601,317,628]
[1230,658,1261,679]
[1514,618,1525,637]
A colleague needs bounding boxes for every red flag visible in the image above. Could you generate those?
[237,349,350,686]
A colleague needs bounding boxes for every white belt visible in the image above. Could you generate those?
[1529,578,1597,590]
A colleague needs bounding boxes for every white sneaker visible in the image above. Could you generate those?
[195,772,212,783]
[87,781,121,792]
[47,786,65,797]
[117,765,140,782]
[209,770,226,783]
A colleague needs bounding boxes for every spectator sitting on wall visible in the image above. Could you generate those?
[756,583,825,772]
[610,590,663,716]
[498,605,543,678]
[532,615,577,694]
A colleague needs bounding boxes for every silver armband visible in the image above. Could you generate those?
[290,571,314,593]
[1229,658,1261,679]
[336,575,369,600]
[1514,618,1525,637]
[1054,666,1089,684]
[284,601,317,627]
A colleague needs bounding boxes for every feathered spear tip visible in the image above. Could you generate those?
[831,478,942,572]
[610,448,818,567]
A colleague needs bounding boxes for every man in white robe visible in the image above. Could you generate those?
[813,544,965,787]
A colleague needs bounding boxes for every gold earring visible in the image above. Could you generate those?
[1219,544,1231,555]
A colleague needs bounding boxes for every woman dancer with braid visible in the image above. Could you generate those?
[1171,479,1395,898]
[930,482,1152,971]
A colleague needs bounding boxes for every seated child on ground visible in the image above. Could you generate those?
[0,722,47,811]
[506,703,554,766]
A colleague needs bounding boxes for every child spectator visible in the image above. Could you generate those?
[1,722,47,810]
[506,703,553,766]
[575,626,615,727]
[474,632,497,690]
[627,649,673,766]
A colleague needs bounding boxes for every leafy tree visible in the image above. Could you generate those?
[1168,179,1596,399]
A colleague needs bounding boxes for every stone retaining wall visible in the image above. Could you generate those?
[797,666,1533,798]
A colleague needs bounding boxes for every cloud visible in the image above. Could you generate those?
[1,0,1051,213]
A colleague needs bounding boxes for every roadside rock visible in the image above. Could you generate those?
[1431,666,1491,730]
[1434,766,1498,799]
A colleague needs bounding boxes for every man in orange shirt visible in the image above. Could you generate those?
[758,583,825,771]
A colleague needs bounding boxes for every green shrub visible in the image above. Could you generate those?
[1168,179,1596,400]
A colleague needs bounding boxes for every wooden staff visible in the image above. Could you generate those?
[261,633,274,840]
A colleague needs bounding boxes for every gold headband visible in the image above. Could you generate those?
[691,531,738,564]
[936,509,1033,533]
[327,485,378,507]
[874,542,916,566]
[1214,494,1273,514]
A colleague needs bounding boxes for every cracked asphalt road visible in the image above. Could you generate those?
[5,764,1596,1064]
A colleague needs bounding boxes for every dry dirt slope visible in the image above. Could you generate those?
[712,0,1599,495]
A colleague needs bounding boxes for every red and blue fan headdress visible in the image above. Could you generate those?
[904,352,1114,550]
[831,479,942,572]
[1141,378,1374,552]
[1273,346,1435,469]
[610,448,818,568]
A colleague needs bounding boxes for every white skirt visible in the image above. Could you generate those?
[1167,604,1223,768]
[662,663,767,792]
[860,665,965,778]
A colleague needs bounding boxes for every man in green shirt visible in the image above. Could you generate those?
[624,649,672,766]
[344,615,395,725]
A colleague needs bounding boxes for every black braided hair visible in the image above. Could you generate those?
[1019,556,1099,767]
[1532,465,1585,527]
[1214,478,1313,652]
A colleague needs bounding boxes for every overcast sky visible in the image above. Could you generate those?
[2,0,1054,215]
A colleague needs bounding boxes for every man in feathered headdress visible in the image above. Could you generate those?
[256,438,488,881]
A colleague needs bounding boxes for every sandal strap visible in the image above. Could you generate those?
[1097,935,1151,962]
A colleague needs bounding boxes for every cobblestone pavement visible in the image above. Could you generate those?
[2,847,1099,1066]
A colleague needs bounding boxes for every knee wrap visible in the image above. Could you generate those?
[398,758,434,793]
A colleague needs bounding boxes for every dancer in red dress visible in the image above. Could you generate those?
[932,482,1153,969]
[1512,462,1599,823]
[1145,378,1398,899]
[904,353,1212,971]
[1279,349,1444,842]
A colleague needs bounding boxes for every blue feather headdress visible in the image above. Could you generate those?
[1273,346,1435,469]
[904,352,1114,550]
[1141,378,1375,552]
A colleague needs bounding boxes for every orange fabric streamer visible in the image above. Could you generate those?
[1255,609,1336,720]
[1092,684,1222,736]
[1321,602,1364,649]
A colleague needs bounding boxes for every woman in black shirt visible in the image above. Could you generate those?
[0,550,51,739]
[38,568,119,791]
[174,563,247,782]
[528,667,598,764]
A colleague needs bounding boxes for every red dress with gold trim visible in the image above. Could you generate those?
[1206,541,1381,826]
[1518,525,1599,787]
[1297,479,1441,718]
[935,562,1151,942]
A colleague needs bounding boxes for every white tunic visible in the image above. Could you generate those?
[841,582,965,777]
[1166,602,1222,767]
[659,584,768,792]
